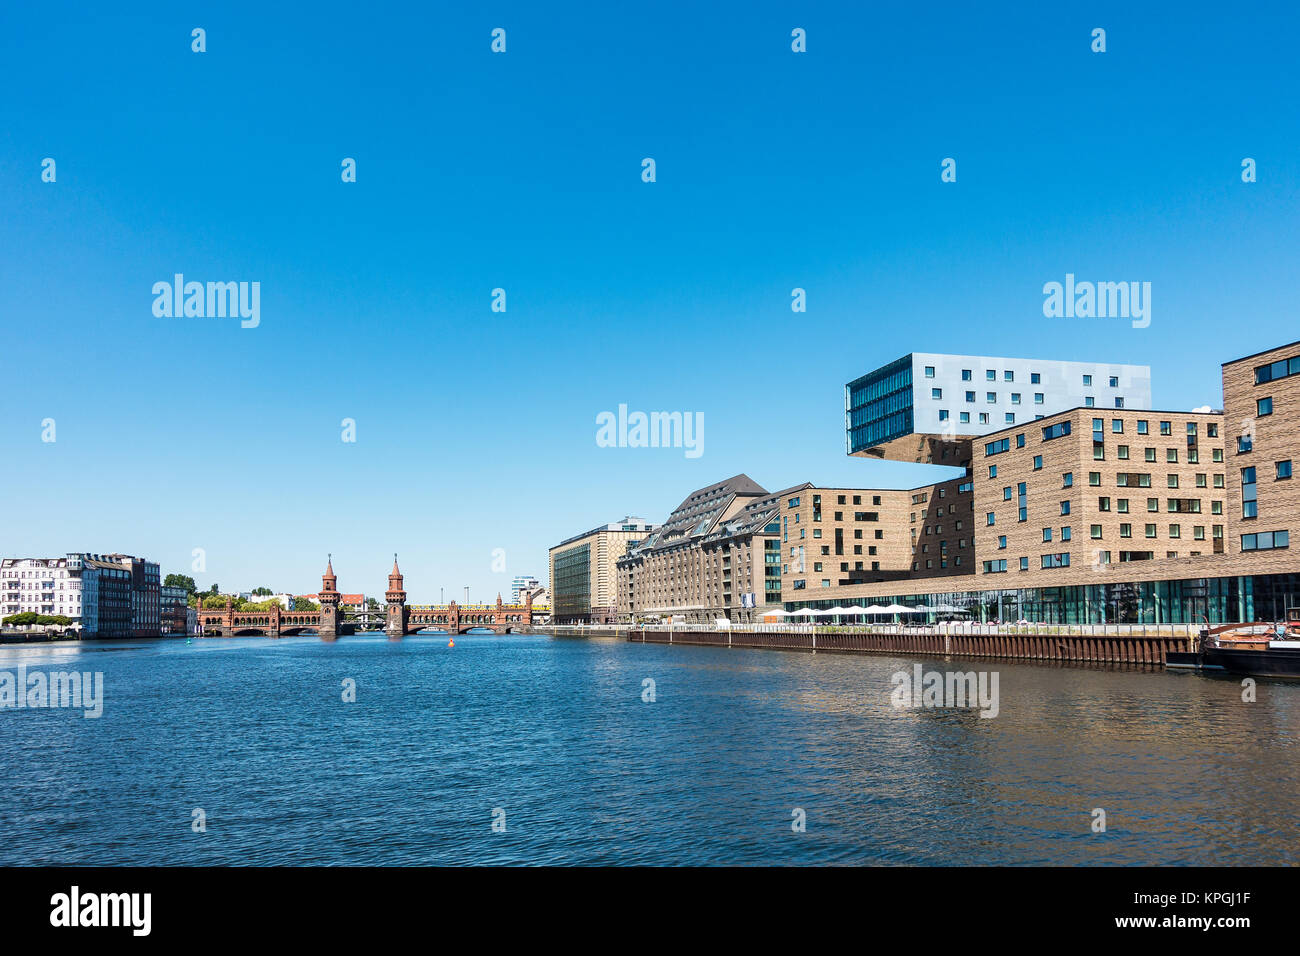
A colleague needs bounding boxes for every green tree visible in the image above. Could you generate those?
[252,587,272,596]
[292,597,319,612]
[164,573,198,594]
[3,612,39,626]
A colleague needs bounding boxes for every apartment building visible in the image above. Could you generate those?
[846,352,1151,462]
[1224,340,1299,576]
[549,517,656,623]
[974,407,1227,581]
[622,340,1299,626]
[616,474,982,624]
[82,554,158,638]
[0,556,93,623]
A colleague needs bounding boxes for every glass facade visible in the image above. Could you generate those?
[846,355,914,453]
[784,573,1300,625]
[552,544,591,621]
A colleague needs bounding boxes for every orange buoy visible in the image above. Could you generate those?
[448,639,455,647]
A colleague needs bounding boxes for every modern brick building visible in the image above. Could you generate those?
[622,339,1300,626]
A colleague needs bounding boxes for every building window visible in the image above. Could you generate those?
[961,369,972,381]
[932,388,942,400]
[1241,531,1289,551]
[1278,460,1293,480]
[1083,374,1092,386]
[1242,467,1257,518]
[1257,397,1274,416]
[924,366,936,378]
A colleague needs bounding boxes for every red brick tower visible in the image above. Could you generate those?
[319,555,341,639]
[385,554,408,639]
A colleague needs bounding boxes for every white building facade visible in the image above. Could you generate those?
[0,555,96,625]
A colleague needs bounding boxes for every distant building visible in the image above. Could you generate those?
[548,517,656,624]
[510,575,540,603]
[160,585,189,635]
[0,555,93,626]
[298,592,363,611]
[80,554,159,638]
[240,592,295,609]
[520,585,549,607]
[0,553,161,638]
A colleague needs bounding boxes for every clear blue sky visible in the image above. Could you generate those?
[2,2,1297,602]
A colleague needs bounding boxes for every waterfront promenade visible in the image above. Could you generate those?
[548,621,1199,665]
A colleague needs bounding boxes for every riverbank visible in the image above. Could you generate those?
[544,622,1196,666]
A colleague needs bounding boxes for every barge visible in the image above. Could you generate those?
[1167,608,1300,678]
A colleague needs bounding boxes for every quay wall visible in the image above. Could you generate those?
[544,625,1192,665]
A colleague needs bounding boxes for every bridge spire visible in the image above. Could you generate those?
[385,553,408,639]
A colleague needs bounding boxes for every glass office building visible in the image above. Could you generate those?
[846,351,1152,457]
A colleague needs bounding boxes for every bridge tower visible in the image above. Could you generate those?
[385,554,408,639]
[319,555,341,639]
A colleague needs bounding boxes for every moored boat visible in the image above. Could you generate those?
[1172,608,1300,677]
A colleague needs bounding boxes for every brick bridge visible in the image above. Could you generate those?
[197,556,537,639]
[382,557,535,637]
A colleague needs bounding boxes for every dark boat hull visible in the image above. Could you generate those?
[1201,645,1300,678]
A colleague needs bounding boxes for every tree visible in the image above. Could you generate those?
[252,587,272,596]
[3,612,39,627]
[164,573,198,594]
[207,584,219,596]
[292,597,319,612]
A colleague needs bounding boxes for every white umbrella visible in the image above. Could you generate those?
[881,603,914,613]
[763,608,793,616]
[844,605,872,614]
[861,604,889,614]
[791,608,819,616]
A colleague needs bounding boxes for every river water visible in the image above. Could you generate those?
[0,631,1295,865]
